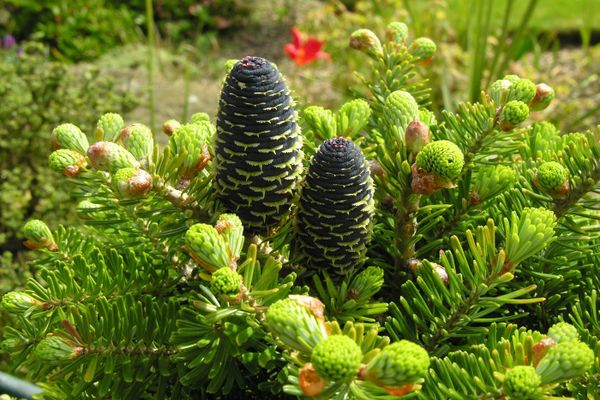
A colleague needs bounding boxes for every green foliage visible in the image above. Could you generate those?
[1,23,599,400]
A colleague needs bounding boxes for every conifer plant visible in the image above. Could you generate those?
[1,25,599,400]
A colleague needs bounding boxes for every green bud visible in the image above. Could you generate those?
[34,336,83,363]
[337,99,371,138]
[507,78,537,104]
[535,161,568,195]
[302,106,336,139]
[51,123,89,154]
[471,165,517,204]
[405,120,430,155]
[385,22,409,44]
[190,112,211,124]
[162,119,181,137]
[116,123,154,162]
[415,140,464,181]
[95,112,125,142]
[1,292,42,314]
[536,341,594,384]
[349,266,384,302]
[215,213,244,262]
[49,149,87,177]
[210,267,243,296]
[500,100,529,131]
[365,340,430,387]
[311,335,362,381]
[503,74,520,83]
[22,219,56,250]
[489,79,513,105]
[112,168,153,198]
[87,141,139,172]
[503,207,557,268]
[503,366,542,399]
[547,322,579,343]
[410,37,436,62]
[349,29,383,59]
[168,122,213,179]
[185,223,230,272]
[529,83,555,111]
[383,90,419,130]
[265,297,327,354]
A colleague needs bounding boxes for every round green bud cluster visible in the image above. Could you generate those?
[112,167,153,198]
[365,340,430,387]
[210,267,242,296]
[215,57,303,233]
[383,90,419,130]
[34,336,81,363]
[410,37,436,61]
[385,22,409,44]
[500,100,529,130]
[95,112,124,142]
[349,29,383,59]
[530,83,555,111]
[265,297,326,354]
[503,366,542,399]
[185,223,230,272]
[116,123,154,162]
[536,161,568,191]
[415,140,464,181]
[536,341,594,384]
[22,219,55,250]
[507,78,537,104]
[1,292,41,314]
[49,149,87,177]
[311,335,362,381]
[547,322,579,343]
[51,123,89,154]
[87,141,139,173]
[169,122,213,179]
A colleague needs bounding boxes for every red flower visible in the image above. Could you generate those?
[284,27,330,66]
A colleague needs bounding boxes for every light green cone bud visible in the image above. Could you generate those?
[489,79,513,105]
[529,83,555,111]
[169,122,213,179]
[162,119,181,137]
[536,161,568,192]
[500,100,529,131]
[349,266,384,302]
[1,292,42,313]
[503,207,557,268]
[311,335,362,381]
[410,37,436,62]
[185,223,230,272]
[547,322,579,343]
[112,167,153,198]
[383,90,419,130]
[265,297,327,354]
[385,22,409,44]
[471,165,516,204]
[95,112,124,142]
[365,340,430,387]
[415,140,464,181]
[116,123,154,162]
[34,336,83,363]
[210,267,243,296]
[507,78,537,104]
[303,106,336,139]
[536,341,594,384]
[503,366,542,399]
[215,213,244,262]
[337,99,371,137]
[190,112,210,124]
[49,149,87,177]
[87,141,139,172]
[22,219,56,250]
[349,29,383,59]
[503,74,520,83]
[51,123,89,154]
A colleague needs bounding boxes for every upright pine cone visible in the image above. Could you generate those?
[295,137,374,276]
[215,56,303,233]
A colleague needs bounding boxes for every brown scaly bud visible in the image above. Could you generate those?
[162,119,181,137]
[532,337,557,367]
[299,363,326,397]
[529,83,555,111]
[369,159,385,177]
[405,120,430,155]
